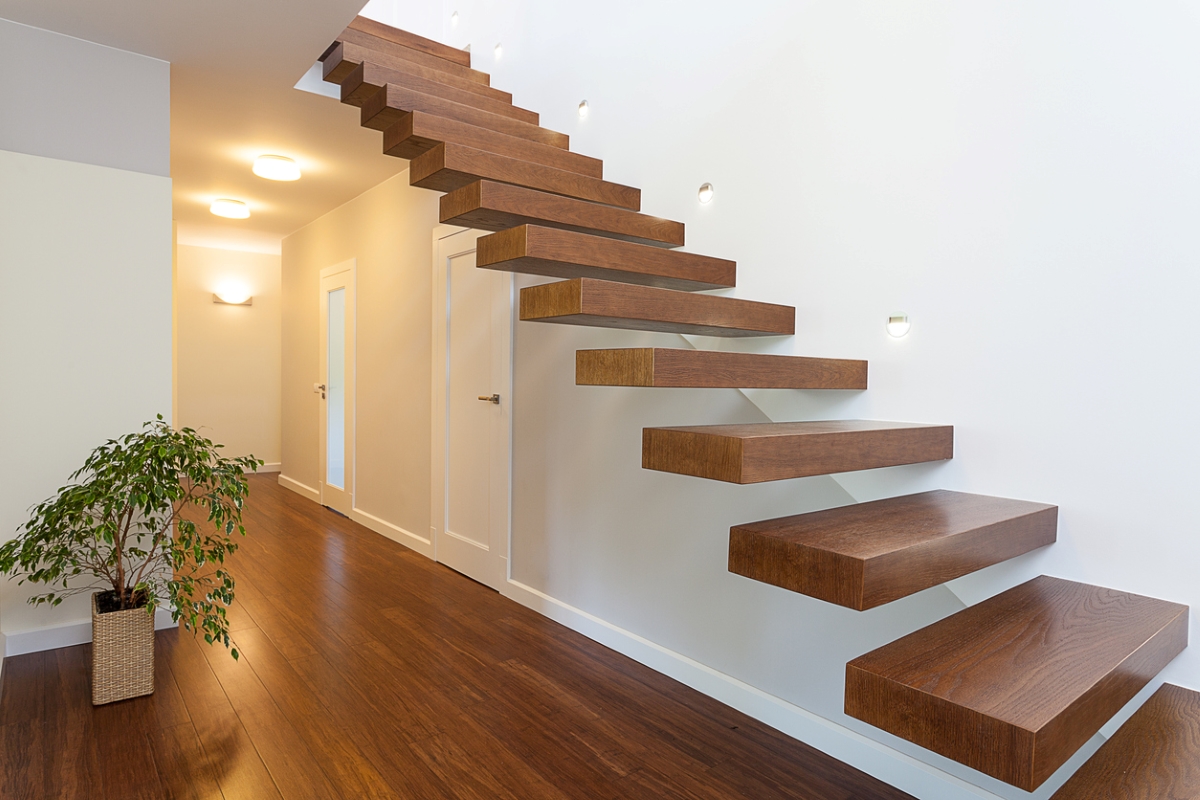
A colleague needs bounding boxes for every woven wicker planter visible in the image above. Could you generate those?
[91,592,155,705]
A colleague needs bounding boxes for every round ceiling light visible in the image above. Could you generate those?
[252,155,301,182]
[210,198,250,219]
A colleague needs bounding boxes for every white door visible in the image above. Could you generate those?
[431,228,513,590]
[319,260,355,516]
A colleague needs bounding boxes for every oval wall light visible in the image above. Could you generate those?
[252,155,301,182]
[494,42,503,60]
[886,313,911,337]
[451,10,459,26]
[210,199,250,219]
[578,100,589,119]
[697,183,715,204]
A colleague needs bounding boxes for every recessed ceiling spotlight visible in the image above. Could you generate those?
[210,198,250,219]
[494,42,503,60]
[578,100,589,119]
[451,11,459,26]
[697,182,715,204]
[886,313,911,338]
[252,155,301,181]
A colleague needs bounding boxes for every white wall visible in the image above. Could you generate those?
[363,1,1200,797]
[175,244,282,467]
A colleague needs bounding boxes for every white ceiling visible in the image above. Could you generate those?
[0,0,410,253]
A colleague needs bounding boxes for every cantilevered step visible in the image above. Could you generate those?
[323,42,512,104]
[846,576,1189,791]
[361,85,567,148]
[477,226,732,290]
[383,115,602,178]
[344,16,471,68]
[577,348,865,388]
[442,181,683,246]
[728,490,1057,610]
[337,26,491,86]
[520,279,794,337]
[412,143,640,210]
[1051,683,1200,799]
[642,420,953,484]
[342,63,537,124]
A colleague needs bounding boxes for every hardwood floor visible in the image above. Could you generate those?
[0,475,912,800]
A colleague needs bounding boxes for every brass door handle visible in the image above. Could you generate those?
[478,394,500,404]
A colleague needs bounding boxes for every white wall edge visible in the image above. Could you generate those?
[277,473,320,502]
[351,506,433,558]
[258,462,282,474]
[501,578,1002,800]
[5,608,175,657]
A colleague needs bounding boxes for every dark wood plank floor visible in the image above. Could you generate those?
[0,475,912,800]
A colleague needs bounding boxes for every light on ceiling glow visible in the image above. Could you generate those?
[578,100,589,119]
[494,42,503,60]
[210,198,250,219]
[451,10,459,26]
[252,155,301,181]
[886,313,911,338]
[697,183,715,204]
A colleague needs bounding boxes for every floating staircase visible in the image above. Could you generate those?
[315,19,1190,795]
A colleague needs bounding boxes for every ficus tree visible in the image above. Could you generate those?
[0,417,260,659]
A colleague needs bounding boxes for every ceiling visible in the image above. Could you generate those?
[0,0,408,253]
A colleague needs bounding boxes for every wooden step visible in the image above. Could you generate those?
[337,26,491,86]
[728,490,1057,610]
[342,62,537,125]
[441,181,683,246]
[846,576,1189,791]
[642,421,953,484]
[323,42,512,104]
[577,348,866,388]
[520,279,794,337]
[476,226,732,290]
[383,114,602,178]
[361,85,568,149]
[345,16,471,68]
[1051,683,1200,800]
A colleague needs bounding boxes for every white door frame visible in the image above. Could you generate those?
[318,259,356,515]
[430,225,514,590]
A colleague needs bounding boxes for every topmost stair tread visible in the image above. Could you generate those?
[337,26,490,85]
[1050,683,1200,800]
[322,41,512,104]
[845,575,1190,791]
[345,16,472,68]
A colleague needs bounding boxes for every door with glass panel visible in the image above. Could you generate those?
[319,260,355,516]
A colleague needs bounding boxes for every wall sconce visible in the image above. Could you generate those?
[214,284,253,305]
[698,183,715,204]
[451,11,459,26]
[886,313,910,337]
[494,42,503,60]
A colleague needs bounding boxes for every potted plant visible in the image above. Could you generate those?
[0,417,260,704]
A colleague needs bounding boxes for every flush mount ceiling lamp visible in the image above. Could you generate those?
[697,182,715,204]
[886,313,911,337]
[209,198,250,219]
[252,155,301,181]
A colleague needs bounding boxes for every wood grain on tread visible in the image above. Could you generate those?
[346,16,472,68]
[846,576,1189,791]
[1050,683,1200,800]
[728,490,1057,610]
[361,85,568,148]
[342,63,537,125]
[520,279,794,337]
[577,348,866,389]
[412,143,639,209]
[477,226,732,290]
[337,27,490,86]
[442,181,683,246]
[642,420,953,483]
[323,42,512,103]
[383,114,602,178]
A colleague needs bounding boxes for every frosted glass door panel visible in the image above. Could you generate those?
[326,287,346,489]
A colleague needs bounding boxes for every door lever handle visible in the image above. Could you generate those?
[478,394,500,404]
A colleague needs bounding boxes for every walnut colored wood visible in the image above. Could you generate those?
[346,16,472,68]
[361,84,568,148]
[337,26,491,86]
[642,420,953,483]
[412,143,639,209]
[577,348,866,389]
[442,181,684,246]
[1051,683,1200,800]
[477,226,733,290]
[728,490,1057,610]
[383,114,602,178]
[846,576,1189,791]
[520,279,794,337]
[342,63,537,125]
[323,42,512,104]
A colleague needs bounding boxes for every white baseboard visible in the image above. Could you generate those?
[277,473,319,502]
[258,462,282,474]
[501,579,1002,800]
[4,608,176,657]
[351,506,432,558]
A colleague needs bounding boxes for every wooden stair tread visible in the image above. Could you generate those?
[642,420,953,483]
[520,279,794,337]
[846,575,1189,791]
[442,181,683,246]
[345,16,472,68]
[1051,683,1200,800]
[383,114,601,177]
[361,85,567,148]
[323,42,512,103]
[576,348,866,389]
[477,226,732,290]
[342,62,537,125]
[412,143,640,210]
[728,490,1057,610]
[337,26,491,86]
